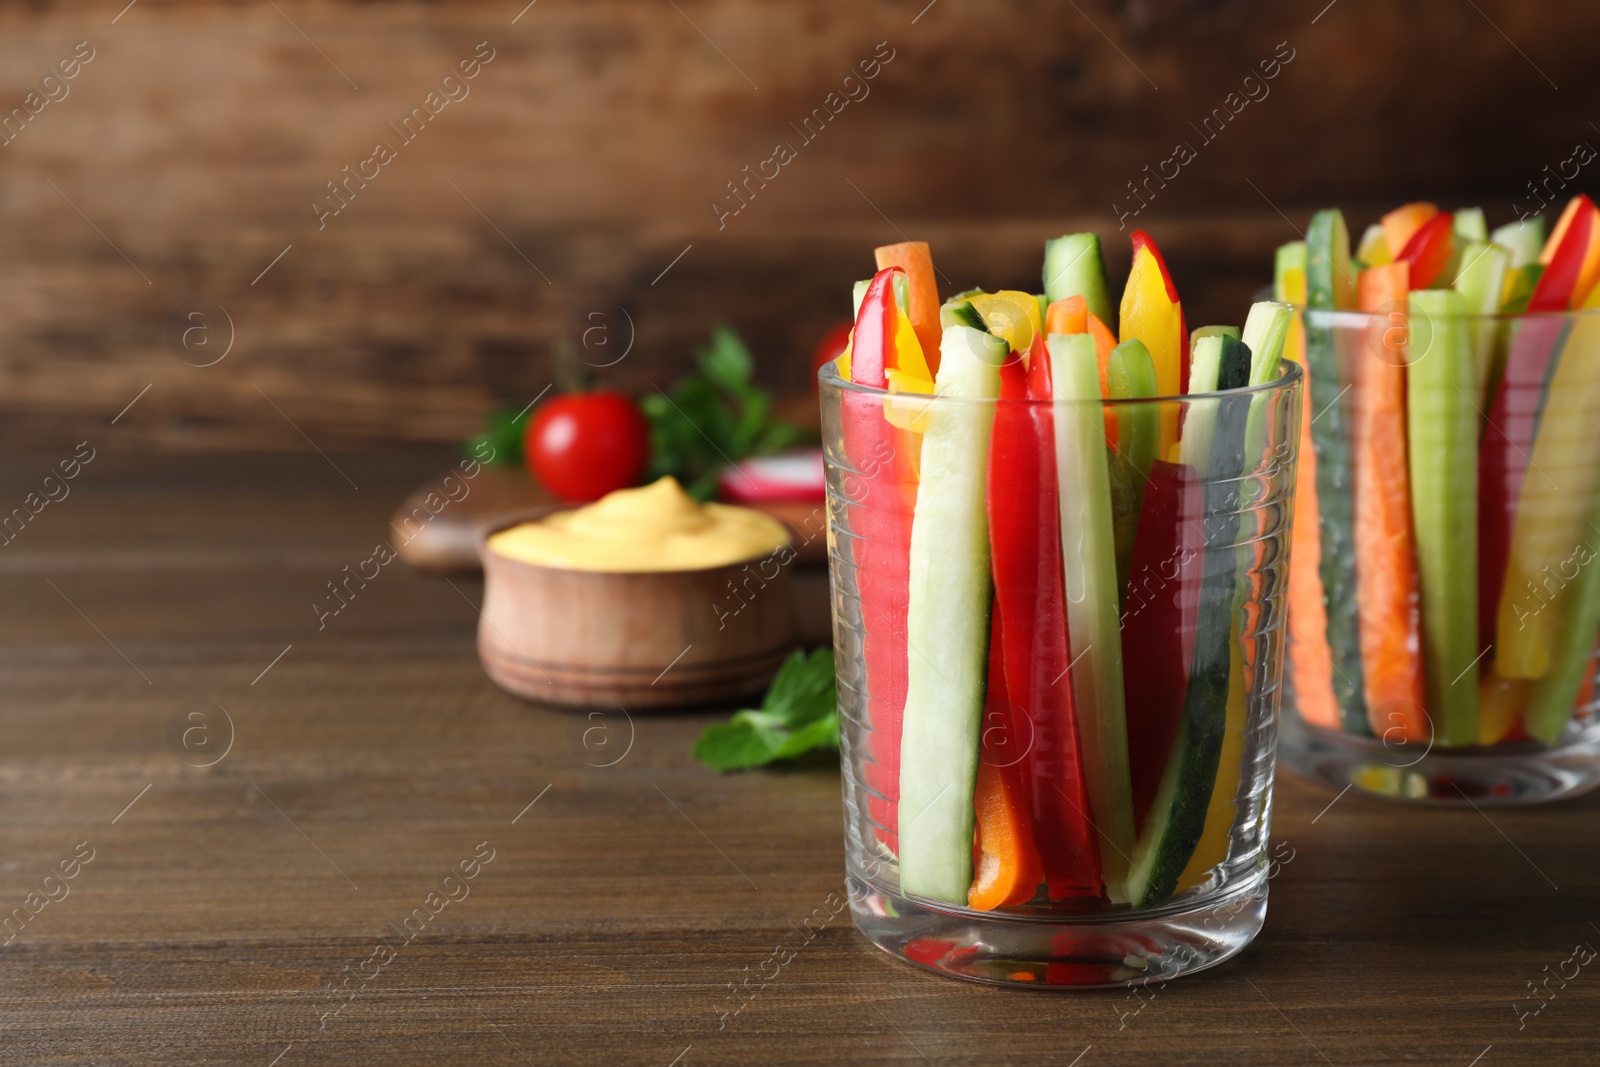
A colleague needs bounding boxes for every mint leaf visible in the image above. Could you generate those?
[694,648,838,772]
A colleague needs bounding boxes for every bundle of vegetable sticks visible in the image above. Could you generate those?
[1280,196,1600,752]
[836,232,1294,910]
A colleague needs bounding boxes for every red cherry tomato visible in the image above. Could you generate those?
[525,391,650,502]
[810,321,854,391]
[1397,212,1455,290]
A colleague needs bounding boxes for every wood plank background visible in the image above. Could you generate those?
[0,0,1595,450]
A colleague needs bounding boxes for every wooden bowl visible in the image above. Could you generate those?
[476,522,799,709]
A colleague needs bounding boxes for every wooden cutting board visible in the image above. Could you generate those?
[390,466,834,644]
[390,466,830,573]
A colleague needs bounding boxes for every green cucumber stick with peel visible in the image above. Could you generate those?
[1124,333,1252,907]
[1305,208,1369,735]
[1044,233,1115,329]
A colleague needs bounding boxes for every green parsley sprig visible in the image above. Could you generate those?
[642,325,808,500]
[694,648,839,772]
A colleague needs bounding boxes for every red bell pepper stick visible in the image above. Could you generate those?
[1396,212,1455,290]
[1119,458,1202,833]
[845,268,916,853]
[1478,204,1593,654]
[987,332,1103,901]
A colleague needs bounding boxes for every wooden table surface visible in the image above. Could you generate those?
[4,449,1597,1066]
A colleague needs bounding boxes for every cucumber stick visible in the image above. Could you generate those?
[1110,339,1160,483]
[1044,233,1114,329]
[1127,310,1292,907]
[1240,301,1295,470]
[1496,297,1600,680]
[1179,334,1227,469]
[1049,333,1135,898]
[1454,207,1488,244]
[1242,301,1294,387]
[1108,339,1160,599]
[1407,290,1479,747]
[1305,209,1369,734]
[940,298,985,331]
[852,279,870,319]
[1454,240,1510,407]
[1521,309,1600,740]
[1189,333,1225,392]
[1526,492,1600,745]
[897,325,1006,904]
[1125,334,1253,907]
[1490,217,1546,270]
[854,275,912,320]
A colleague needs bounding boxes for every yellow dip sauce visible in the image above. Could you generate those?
[487,476,790,572]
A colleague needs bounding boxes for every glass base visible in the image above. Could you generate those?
[847,873,1266,989]
[1278,712,1600,805]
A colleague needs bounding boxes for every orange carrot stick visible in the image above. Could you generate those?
[1381,202,1439,264]
[1047,297,1119,444]
[1088,313,1117,390]
[1286,312,1341,730]
[1089,312,1118,444]
[874,241,942,375]
[969,612,1044,911]
[1354,262,1428,740]
[968,759,1045,910]
[1045,295,1087,337]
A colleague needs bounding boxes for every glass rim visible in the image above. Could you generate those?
[820,353,1302,406]
[1292,306,1600,325]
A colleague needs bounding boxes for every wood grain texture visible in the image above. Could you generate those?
[2,450,1599,1064]
[2,0,1598,450]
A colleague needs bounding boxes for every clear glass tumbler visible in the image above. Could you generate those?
[1276,304,1600,804]
[821,356,1302,987]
